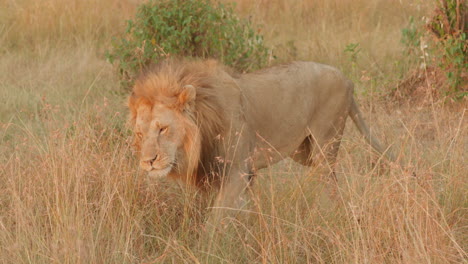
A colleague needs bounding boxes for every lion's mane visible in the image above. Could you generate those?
[129,59,232,187]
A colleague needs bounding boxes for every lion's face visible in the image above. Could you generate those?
[129,84,199,179]
[133,103,186,177]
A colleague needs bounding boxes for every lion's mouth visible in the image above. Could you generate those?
[147,162,175,178]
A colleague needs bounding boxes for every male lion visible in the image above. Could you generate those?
[128,58,393,209]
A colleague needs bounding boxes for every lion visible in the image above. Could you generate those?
[128,58,393,209]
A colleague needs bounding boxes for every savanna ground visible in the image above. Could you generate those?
[0,0,466,263]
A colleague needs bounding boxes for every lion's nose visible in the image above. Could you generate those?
[141,155,158,170]
[149,155,157,165]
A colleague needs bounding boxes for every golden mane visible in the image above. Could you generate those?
[129,58,230,188]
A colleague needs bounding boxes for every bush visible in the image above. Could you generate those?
[427,0,467,93]
[106,0,269,88]
[401,0,467,99]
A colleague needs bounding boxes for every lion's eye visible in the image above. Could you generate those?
[136,132,143,139]
[160,126,168,134]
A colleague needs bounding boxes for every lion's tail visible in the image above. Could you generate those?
[349,99,395,162]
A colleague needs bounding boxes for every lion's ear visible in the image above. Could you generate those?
[177,85,196,108]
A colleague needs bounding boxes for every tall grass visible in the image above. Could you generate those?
[0,0,466,263]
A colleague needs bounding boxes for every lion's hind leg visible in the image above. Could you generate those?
[290,135,315,166]
[293,130,345,202]
[291,129,344,182]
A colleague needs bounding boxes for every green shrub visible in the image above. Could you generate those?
[106,0,269,88]
[427,0,467,93]
[401,16,422,55]
[401,0,467,98]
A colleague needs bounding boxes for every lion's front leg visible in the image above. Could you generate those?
[207,128,255,229]
[214,164,253,211]
[205,161,252,237]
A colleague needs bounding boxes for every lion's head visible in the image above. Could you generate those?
[128,59,226,187]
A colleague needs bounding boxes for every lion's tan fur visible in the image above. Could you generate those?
[129,58,393,206]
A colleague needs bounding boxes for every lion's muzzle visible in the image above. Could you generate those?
[140,155,158,172]
[140,154,174,178]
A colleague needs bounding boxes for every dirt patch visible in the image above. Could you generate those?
[389,66,446,105]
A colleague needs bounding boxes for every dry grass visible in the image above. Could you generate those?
[231,0,429,79]
[1,0,138,50]
[0,0,466,263]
